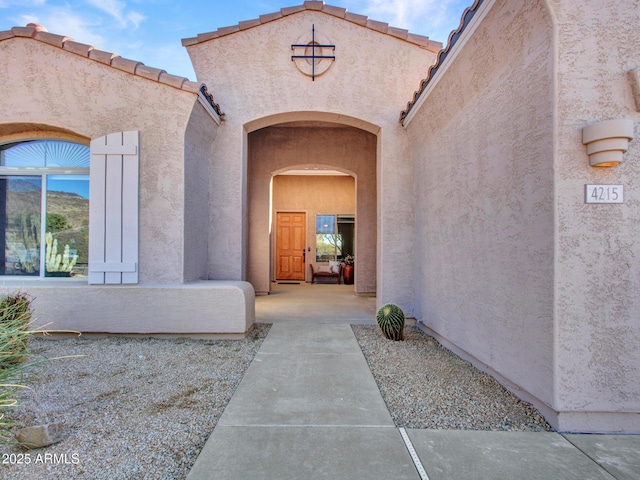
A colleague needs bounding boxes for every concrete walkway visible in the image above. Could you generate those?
[188,284,640,479]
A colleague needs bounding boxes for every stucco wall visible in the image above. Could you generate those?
[187,10,437,310]
[552,0,640,432]
[407,0,555,413]
[0,38,199,285]
[272,174,355,282]
[248,126,375,294]
[183,102,218,282]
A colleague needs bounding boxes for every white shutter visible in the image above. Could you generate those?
[88,131,139,284]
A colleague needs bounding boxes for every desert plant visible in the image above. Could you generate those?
[0,293,35,444]
[375,303,405,341]
[0,293,81,445]
[45,232,78,273]
[0,293,33,366]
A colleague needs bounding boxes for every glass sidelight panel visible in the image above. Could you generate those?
[0,176,42,275]
[45,175,89,277]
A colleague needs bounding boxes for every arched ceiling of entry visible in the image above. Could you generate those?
[244,111,380,135]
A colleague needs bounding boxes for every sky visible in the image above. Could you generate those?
[0,0,471,80]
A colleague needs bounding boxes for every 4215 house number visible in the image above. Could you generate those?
[585,184,624,204]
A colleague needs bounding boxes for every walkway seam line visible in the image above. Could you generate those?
[399,427,430,480]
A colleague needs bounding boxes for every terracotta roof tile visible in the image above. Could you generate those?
[62,40,95,57]
[181,37,198,47]
[196,31,219,43]
[259,12,283,23]
[400,0,483,123]
[344,12,368,26]
[34,31,70,48]
[217,25,240,36]
[303,1,324,11]
[159,72,188,89]
[406,33,440,49]
[183,2,439,50]
[281,5,306,16]
[239,19,261,30]
[321,5,347,18]
[182,81,201,94]
[111,56,143,74]
[11,25,40,37]
[135,64,166,82]
[387,26,409,41]
[0,23,222,114]
[89,48,118,65]
[366,19,388,34]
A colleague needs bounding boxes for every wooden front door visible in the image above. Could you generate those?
[276,212,306,281]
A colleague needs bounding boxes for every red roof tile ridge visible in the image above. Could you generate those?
[0,23,199,94]
[400,0,483,123]
[181,1,441,51]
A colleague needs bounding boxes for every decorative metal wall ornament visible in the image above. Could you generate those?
[291,25,335,81]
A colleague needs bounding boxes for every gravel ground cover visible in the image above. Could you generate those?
[0,325,270,480]
[2,322,551,479]
[352,324,551,432]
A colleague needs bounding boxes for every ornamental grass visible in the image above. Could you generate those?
[0,292,36,444]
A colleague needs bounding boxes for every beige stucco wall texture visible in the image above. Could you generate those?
[551,0,640,432]
[0,37,257,334]
[0,38,203,285]
[408,0,640,433]
[409,0,555,418]
[187,10,437,309]
[183,103,218,282]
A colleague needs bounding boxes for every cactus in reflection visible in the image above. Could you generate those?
[45,232,78,273]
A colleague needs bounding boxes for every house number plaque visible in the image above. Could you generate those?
[585,184,624,204]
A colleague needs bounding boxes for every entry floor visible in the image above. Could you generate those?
[188,322,640,479]
[255,282,377,324]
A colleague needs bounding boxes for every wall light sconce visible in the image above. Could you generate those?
[582,119,634,167]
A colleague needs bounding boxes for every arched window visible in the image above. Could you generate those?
[0,140,89,277]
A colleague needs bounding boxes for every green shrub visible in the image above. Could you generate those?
[375,303,405,341]
[0,292,35,444]
[0,293,33,367]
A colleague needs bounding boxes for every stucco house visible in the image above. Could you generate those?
[1,0,638,434]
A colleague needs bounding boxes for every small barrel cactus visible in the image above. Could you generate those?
[376,303,405,341]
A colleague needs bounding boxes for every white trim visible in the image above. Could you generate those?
[0,167,89,175]
[402,0,495,127]
[198,92,222,126]
[91,262,137,273]
[91,144,137,155]
[40,176,47,275]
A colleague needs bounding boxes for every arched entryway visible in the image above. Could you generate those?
[245,113,378,297]
[271,167,355,285]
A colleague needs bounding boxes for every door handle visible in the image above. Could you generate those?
[302,250,306,262]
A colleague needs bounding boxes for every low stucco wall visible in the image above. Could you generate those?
[0,281,255,334]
